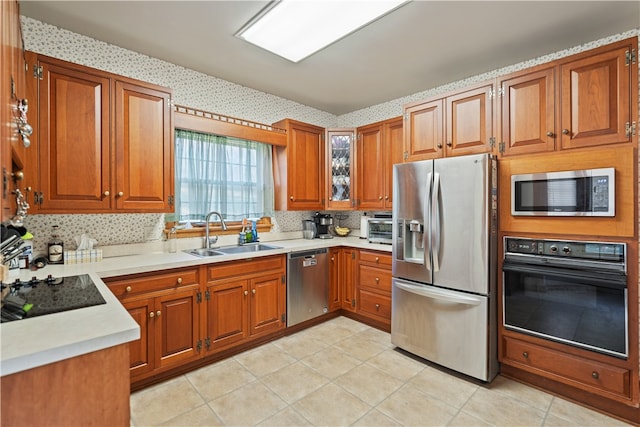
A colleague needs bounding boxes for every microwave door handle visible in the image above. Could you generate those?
[431,172,441,272]
[424,172,432,272]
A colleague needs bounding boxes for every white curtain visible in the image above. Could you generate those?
[171,129,274,222]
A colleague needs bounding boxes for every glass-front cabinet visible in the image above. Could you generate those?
[326,129,355,210]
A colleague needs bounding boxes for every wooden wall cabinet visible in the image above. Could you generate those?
[28,53,174,213]
[403,81,494,162]
[273,119,325,210]
[205,255,286,353]
[498,38,637,157]
[326,129,356,210]
[1,0,29,222]
[105,268,202,382]
[356,250,392,329]
[356,117,403,210]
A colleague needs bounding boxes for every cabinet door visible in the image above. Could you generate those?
[328,248,341,312]
[206,280,248,352]
[122,297,154,379]
[499,67,556,157]
[288,122,325,210]
[155,287,201,370]
[249,273,285,337]
[445,83,493,157]
[326,129,355,210]
[38,58,111,211]
[114,80,173,212]
[383,118,403,209]
[559,44,632,149]
[356,123,385,210]
[340,248,358,312]
[403,99,443,161]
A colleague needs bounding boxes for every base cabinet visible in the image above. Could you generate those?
[356,250,392,329]
[205,255,286,354]
[105,268,201,382]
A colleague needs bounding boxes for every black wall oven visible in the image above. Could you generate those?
[503,237,627,359]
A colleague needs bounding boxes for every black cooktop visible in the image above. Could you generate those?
[1,274,106,323]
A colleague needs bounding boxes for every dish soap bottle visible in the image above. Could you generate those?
[48,225,64,264]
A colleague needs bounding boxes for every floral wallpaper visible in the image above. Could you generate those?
[19,16,639,255]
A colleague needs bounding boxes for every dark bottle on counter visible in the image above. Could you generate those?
[48,225,64,264]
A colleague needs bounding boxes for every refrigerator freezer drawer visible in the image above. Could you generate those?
[391,278,497,381]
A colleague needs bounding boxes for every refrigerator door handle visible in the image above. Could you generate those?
[424,172,432,272]
[431,172,441,272]
[395,281,482,306]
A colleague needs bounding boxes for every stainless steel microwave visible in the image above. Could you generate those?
[367,218,392,244]
[511,168,615,216]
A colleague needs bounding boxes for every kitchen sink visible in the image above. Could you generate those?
[185,243,282,257]
[215,243,282,254]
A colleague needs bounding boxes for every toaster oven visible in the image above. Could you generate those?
[367,218,392,244]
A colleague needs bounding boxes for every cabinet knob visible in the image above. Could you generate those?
[289,196,294,201]
[103,191,110,197]
[244,290,248,296]
[378,196,383,200]
[156,310,161,317]
[11,171,24,181]
[252,288,256,295]
[331,257,335,262]
[117,191,124,197]
[446,141,452,147]
[149,311,155,318]
[375,303,380,310]
[522,352,529,359]
[177,277,183,285]
[385,196,389,200]
[25,186,32,192]
[592,371,599,379]
[329,197,332,201]
[562,128,570,135]
[375,257,380,263]
[546,131,555,137]
[375,277,380,283]
[437,143,443,149]
[125,286,132,293]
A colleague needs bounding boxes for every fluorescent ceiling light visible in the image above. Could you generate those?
[236,0,408,63]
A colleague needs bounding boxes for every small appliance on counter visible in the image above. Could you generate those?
[302,219,316,239]
[313,212,333,239]
[367,213,392,244]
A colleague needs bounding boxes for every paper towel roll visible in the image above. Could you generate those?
[360,215,368,239]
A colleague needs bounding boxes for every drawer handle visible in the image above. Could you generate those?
[375,257,380,263]
[375,303,380,311]
[592,371,599,379]
[125,286,132,293]
[522,352,529,359]
[375,277,380,283]
[177,277,183,285]
[149,311,154,318]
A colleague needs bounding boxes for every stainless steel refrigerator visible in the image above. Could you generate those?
[391,153,498,382]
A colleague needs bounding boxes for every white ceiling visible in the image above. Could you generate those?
[19,1,640,115]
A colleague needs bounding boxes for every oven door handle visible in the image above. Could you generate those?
[502,263,627,289]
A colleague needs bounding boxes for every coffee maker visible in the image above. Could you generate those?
[313,212,333,239]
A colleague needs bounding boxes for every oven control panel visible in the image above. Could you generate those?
[505,237,625,262]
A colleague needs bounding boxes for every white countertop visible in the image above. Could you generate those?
[1,236,391,376]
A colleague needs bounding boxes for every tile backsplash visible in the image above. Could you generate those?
[18,17,639,256]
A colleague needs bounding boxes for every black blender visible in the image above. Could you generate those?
[313,212,333,239]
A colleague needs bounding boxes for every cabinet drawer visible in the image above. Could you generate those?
[358,289,391,320]
[208,255,285,281]
[105,268,199,299]
[359,250,392,267]
[502,336,630,398]
[359,265,392,292]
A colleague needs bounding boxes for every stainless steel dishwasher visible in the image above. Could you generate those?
[287,248,328,326]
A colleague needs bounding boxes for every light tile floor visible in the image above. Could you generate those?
[130,317,632,426]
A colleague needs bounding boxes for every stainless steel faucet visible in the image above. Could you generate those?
[204,211,228,248]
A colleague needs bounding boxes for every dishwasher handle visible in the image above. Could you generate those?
[287,248,327,260]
